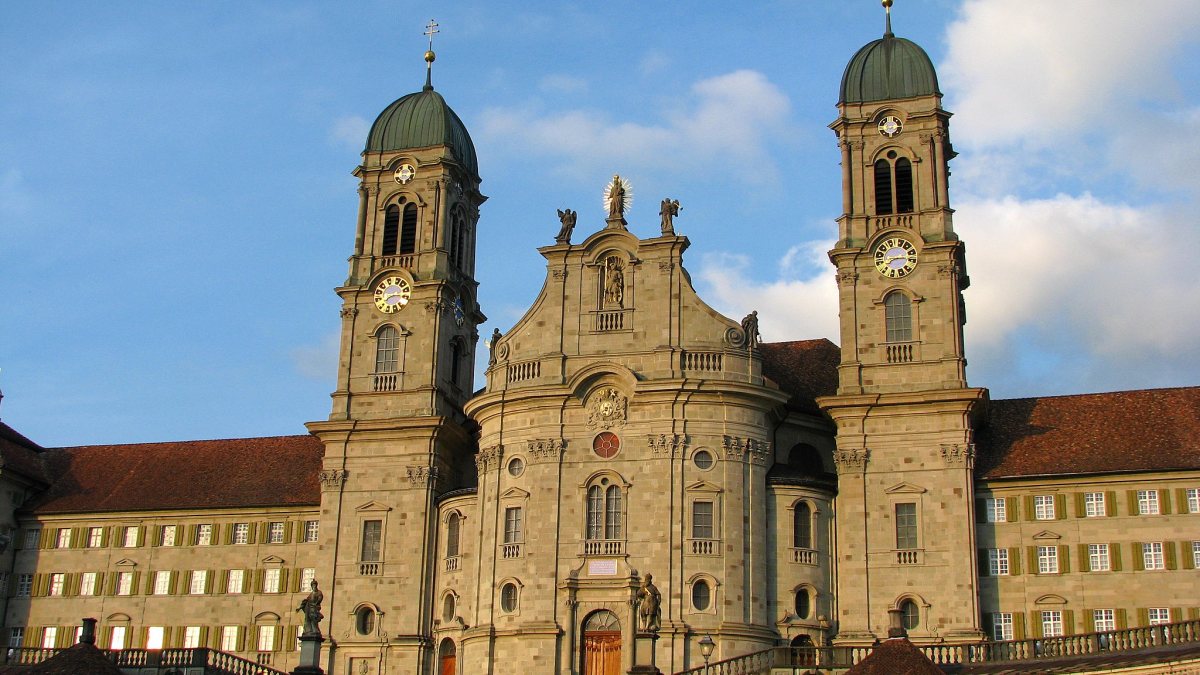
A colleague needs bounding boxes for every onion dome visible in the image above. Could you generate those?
[839,8,940,104]
[364,50,478,177]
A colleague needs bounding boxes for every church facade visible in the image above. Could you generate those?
[0,16,1197,675]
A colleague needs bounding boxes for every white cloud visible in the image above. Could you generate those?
[638,50,671,76]
[330,115,370,151]
[539,74,588,94]
[943,0,1200,148]
[479,70,791,182]
[290,333,340,380]
[695,250,838,346]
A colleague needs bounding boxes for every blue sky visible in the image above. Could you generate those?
[3,1,1199,446]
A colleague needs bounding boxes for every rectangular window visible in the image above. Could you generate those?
[80,572,97,596]
[267,522,285,544]
[48,573,65,596]
[1084,492,1106,517]
[1034,495,1055,520]
[303,520,319,543]
[257,625,275,652]
[74,626,83,645]
[220,626,238,652]
[1138,490,1160,515]
[1148,608,1171,625]
[263,568,281,593]
[1037,545,1059,574]
[360,520,382,562]
[300,568,316,590]
[375,328,400,372]
[110,625,127,650]
[8,628,23,649]
[55,528,71,549]
[23,529,39,549]
[985,498,1006,522]
[504,507,524,544]
[1193,541,1200,569]
[17,574,32,597]
[87,527,103,548]
[196,524,212,546]
[692,501,714,539]
[145,626,164,650]
[895,503,917,550]
[988,548,1009,576]
[1143,542,1165,570]
[159,525,176,546]
[233,523,250,545]
[1088,543,1111,571]
[117,572,133,595]
[1094,609,1116,632]
[41,627,57,649]
[189,570,207,595]
[153,571,171,595]
[0,573,9,595]
[992,613,1013,641]
[183,626,201,649]
[1041,610,1063,638]
[227,569,244,594]
[123,526,139,547]
[1188,488,1200,514]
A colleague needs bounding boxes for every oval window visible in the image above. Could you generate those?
[356,607,375,635]
[692,580,711,611]
[442,594,456,622]
[501,582,518,613]
[507,457,525,477]
[796,589,811,620]
[593,432,620,459]
[900,599,919,630]
[693,449,714,470]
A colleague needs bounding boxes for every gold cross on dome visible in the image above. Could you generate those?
[424,19,439,50]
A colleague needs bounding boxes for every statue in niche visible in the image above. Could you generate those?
[488,328,502,364]
[659,197,681,235]
[606,174,627,219]
[741,310,761,347]
[604,256,624,308]
[637,574,662,633]
[555,208,577,244]
[298,579,325,637]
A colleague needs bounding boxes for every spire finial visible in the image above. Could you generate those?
[423,19,439,91]
[882,0,894,37]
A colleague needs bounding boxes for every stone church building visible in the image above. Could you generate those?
[0,13,1197,675]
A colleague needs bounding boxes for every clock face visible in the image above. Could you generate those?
[873,237,918,278]
[393,164,416,184]
[878,115,903,138]
[373,276,412,313]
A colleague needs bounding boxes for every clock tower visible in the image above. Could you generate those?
[307,31,486,673]
[817,3,988,645]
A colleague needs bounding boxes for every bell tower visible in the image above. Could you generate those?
[818,1,988,645]
[307,24,486,673]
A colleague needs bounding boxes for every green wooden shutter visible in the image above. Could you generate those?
[1055,494,1066,520]
[279,569,289,593]
[1059,545,1070,574]
[1008,547,1022,575]
[284,522,295,544]
[1024,496,1036,521]
[1105,491,1117,517]
[1182,542,1196,570]
[1063,609,1075,635]
[205,570,215,594]
[1132,542,1144,571]
[218,570,229,595]
[1176,489,1190,513]
[254,569,265,593]
[1116,608,1128,629]
[1137,607,1149,626]
[1083,608,1095,633]
[38,528,53,550]
[1007,497,1019,522]
[151,526,162,547]
[978,549,989,576]
[1073,493,1086,518]
[1171,607,1183,622]
[1029,611,1043,638]
[223,523,234,545]
[1078,544,1091,572]
[1027,546,1038,574]
[1111,543,1123,571]
[1161,489,1173,515]
[1013,612,1026,639]
[975,500,987,523]
[1165,541,1178,570]
[1128,490,1139,516]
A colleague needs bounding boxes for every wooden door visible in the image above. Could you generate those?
[583,631,621,675]
[439,652,456,675]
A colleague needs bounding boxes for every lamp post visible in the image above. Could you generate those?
[699,634,715,672]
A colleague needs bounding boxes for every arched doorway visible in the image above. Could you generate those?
[581,610,621,675]
[789,634,816,666]
[438,638,456,675]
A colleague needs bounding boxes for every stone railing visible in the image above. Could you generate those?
[506,359,541,383]
[791,547,817,565]
[502,543,522,559]
[895,549,921,565]
[378,254,415,270]
[3,646,288,674]
[592,309,630,332]
[359,561,381,576]
[688,538,718,556]
[884,341,917,363]
[682,351,723,372]
[583,539,624,556]
[372,372,399,392]
[445,555,460,572]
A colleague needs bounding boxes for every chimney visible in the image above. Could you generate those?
[887,608,907,639]
[80,618,97,645]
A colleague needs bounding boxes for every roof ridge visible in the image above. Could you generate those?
[993,385,1200,404]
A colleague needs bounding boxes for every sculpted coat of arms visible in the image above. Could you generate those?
[587,387,627,430]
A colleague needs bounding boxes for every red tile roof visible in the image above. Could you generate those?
[976,387,1200,479]
[845,638,945,674]
[758,339,841,413]
[0,420,48,484]
[26,435,324,514]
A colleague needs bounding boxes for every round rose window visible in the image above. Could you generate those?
[592,432,620,459]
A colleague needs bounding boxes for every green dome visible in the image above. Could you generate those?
[365,85,478,178]
[840,32,940,104]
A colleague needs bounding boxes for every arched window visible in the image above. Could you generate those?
[586,479,624,543]
[795,589,812,619]
[874,155,914,215]
[884,292,912,343]
[500,582,519,613]
[691,580,711,611]
[900,599,920,630]
[400,203,417,255]
[449,212,468,271]
[355,607,375,635]
[376,326,400,373]
[445,513,460,559]
[793,502,812,550]
[442,594,456,622]
[382,205,400,255]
